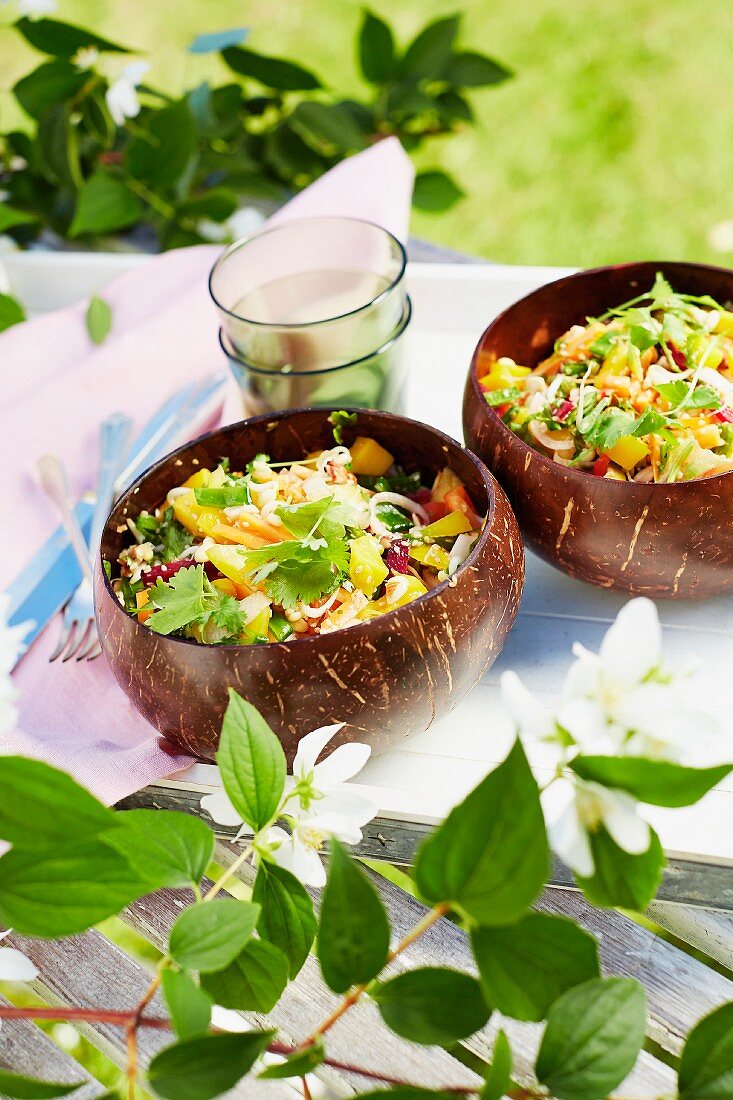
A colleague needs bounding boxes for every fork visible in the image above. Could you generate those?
[46,413,132,662]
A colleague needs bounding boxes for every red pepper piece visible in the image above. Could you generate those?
[668,342,687,369]
[423,500,450,523]
[386,538,410,574]
[593,454,610,477]
[714,407,733,424]
[495,402,512,418]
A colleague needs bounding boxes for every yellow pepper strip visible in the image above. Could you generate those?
[409,543,450,570]
[605,436,650,471]
[421,510,474,539]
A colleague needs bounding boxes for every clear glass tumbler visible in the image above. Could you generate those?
[208,216,408,372]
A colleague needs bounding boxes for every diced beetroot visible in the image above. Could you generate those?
[407,488,432,505]
[386,539,410,574]
[714,406,733,423]
[668,342,687,369]
[555,399,575,421]
[143,557,218,586]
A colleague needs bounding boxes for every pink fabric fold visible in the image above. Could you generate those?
[3,138,414,803]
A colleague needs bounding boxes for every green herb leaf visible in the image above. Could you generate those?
[481,1030,512,1100]
[161,969,212,1041]
[253,860,316,978]
[147,565,209,635]
[678,1001,733,1100]
[127,99,197,188]
[628,323,657,351]
[443,51,512,86]
[38,102,82,189]
[105,808,214,889]
[571,756,731,808]
[15,16,129,57]
[329,408,358,444]
[373,967,490,1045]
[86,295,112,344]
[147,1030,274,1100]
[319,837,390,994]
[401,14,460,79]
[0,1070,82,1098]
[259,1039,325,1079]
[241,538,347,610]
[359,11,395,83]
[0,292,26,333]
[221,46,321,90]
[414,738,548,924]
[472,912,599,1022]
[656,381,721,410]
[160,507,194,561]
[583,407,637,451]
[0,205,36,232]
[217,690,286,832]
[0,838,149,936]
[201,938,289,1012]
[575,825,664,911]
[0,756,115,847]
[169,898,260,972]
[413,170,464,213]
[13,59,86,118]
[632,407,668,436]
[70,172,142,237]
[290,101,366,152]
[535,977,646,1100]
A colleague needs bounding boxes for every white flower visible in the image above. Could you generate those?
[72,46,100,71]
[14,0,57,18]
[0,595,32,738]
[500,670,558,745]
[197,206,266,244]
[105,61,150,126]
[544,778,650,878]
[0,929,38,983]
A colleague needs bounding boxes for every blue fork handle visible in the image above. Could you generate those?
[89,412,133,557]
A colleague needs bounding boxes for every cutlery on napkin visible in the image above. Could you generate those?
[1,136,415,804]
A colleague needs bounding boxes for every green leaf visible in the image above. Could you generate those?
[81,91,115,147]
[354,1091,457,1099]
[147,564,208,635]
[472,912,599,1022]
[583,406,637,450]
[413,170,464,213]
[373,967,490,1045]
[217,691,286,832]
[414,738,548,925]
[105,809,214,889]
[575,825,665,910]
[319,838,390,994]
[201,937,289,1012]
[70,172,142,237]
[290,101,365,152]
[571,756,731,808]
[147,1030,274,1100]
[0,205,37,232]
[0,757,115,848]
[481,1030,512,1100]
[0,293,26,333]
[0,1070,82,1098]
[679,1001,733,1100]
[162,969,212,1040]
[15,16,128,57]
[628,323,657,351]
[127,99,196,188]
[656,381,721,411]
[252,860,316,977]
[401,14,460,79]
[169,898,260,973]
[259,1039,325,1079]
[632,407,668,436]
[38,102,82,189]
[0,838,150,936]
[221,46,321,91]
[189,28,248,54]
[359,11,396,83]
[535,977,646,1100]
[86,295,112,345]
[444,51,512,86]
[179,188,238,222]
[13,60,86,119]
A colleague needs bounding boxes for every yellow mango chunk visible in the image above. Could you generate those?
[371,574,427,613]
[171,489,226,536]
[205,544,252,587]
[692,423,723,449]
[183,468,211,489]
[211,577,238,598]
[349,436,394,476]
[478,361,530,391]
[409,543,450,570]
[349,534,388,597]
[714,310,733,336]
[420,510,473,539]
[605,436,650,471]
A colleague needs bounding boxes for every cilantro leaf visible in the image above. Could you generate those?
[159,507,194,562]
[329,410,357,444]
[628,324,657,351]
[211,593,248,636]
[241,538,348,609]
[654,381,721,411]
[583,407,637,451]
[632,408,668,436]
[147,565,209,635]
[276,496,337,540]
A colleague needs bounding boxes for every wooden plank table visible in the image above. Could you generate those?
[3,241,732,1097]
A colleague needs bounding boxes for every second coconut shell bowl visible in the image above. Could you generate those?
[463,261,733,598]
[96,408,524,763]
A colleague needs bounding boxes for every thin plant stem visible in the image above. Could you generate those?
[204,843,253,901]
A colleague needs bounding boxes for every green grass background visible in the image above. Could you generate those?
[2,0,732,264]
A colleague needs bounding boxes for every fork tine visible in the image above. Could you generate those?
[48,618,76,662]
[75,625,101,661]
[83,642,103,662]
[62,618,94,663]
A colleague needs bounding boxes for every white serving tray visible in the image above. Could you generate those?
[6,251,732,906]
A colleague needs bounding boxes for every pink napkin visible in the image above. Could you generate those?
[4,137,414,804]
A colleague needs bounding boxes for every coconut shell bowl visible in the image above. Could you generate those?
[96,408,524,763]
[463,261,733,598]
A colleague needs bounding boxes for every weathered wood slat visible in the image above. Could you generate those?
[121,857,482,1097]
[0,994,105,1098]
[649,903,733,970]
